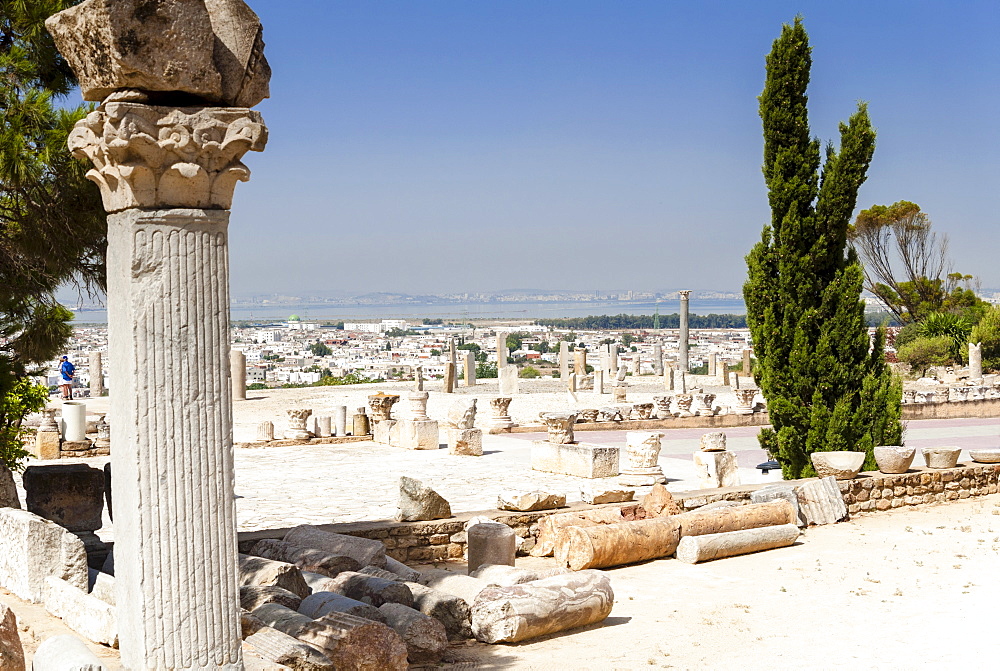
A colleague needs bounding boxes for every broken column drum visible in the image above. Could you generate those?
[407,392,430,421]
[48,0,272,665]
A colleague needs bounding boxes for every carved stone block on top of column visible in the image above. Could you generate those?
[369,393,400,423]
[619,432,666,486]
[540,412,577,445]
[489,397,514,431]
[285,408,313,440]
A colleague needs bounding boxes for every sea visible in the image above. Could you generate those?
[69,298,747,325]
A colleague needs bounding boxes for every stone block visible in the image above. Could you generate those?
[42,577,117,646]
[373,419,397,445]
[23,464,105,532]
[29,634,105,671]
[390,419,440,450]
[86,569,115,606]
[692,451,741,488]
[244,626,335,670]
[580,487,635,505]
[467,523,516,574]
[0,601,25,671]
[397,477,451,522]
[497,490,566,512]
[0,466,19,509]
[794,476,848,525]
[238,554,310,598]
[32,431,62,461]
[530,441,619,479]
[447,427,483,456]
[0,508,88,603]
[750,484,804,527]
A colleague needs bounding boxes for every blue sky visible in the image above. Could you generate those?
[226,1,1000,296]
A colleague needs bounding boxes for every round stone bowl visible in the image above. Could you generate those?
[873,446,916,474]
[922,446,962,469]
[810,451,866,480]
[968,448,1000,464]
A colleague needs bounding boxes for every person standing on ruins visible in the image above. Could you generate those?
[59,355,75,400]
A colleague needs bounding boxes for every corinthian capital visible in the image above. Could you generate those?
[68,102,267,212]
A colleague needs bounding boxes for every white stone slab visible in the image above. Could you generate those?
[530,441,619,479]
[0,508,87,603]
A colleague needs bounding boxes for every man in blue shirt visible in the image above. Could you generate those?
[59,355,75,400]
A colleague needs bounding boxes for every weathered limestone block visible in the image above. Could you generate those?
[810,451,866,480]
[251,539,361,578]
[498,365,519,395]
[298,592,386,624]
[750,485,804,527]
[447,427,483,456]
[403,582,472,640]
[699,431,727,451]
[467,523,516,574]
[496,490,566,512]
[0,602,25,671]
[0,466,20,508]
[32,431,62,461]
[283,525,387,568]
[693,450,741,488]
[390,419,439,450]
[641,483,683,517]
[239,584,303,612]
[253,604,407,670]
[580,487,635,505]
[531,441,619,478]
[554,518,681,570]
[244,626,335,670]
[46,0,270,107]
[471,571,614,644]
[0,509,88,603]
[445,398,477,428]
[86,569,115,606]
[416,570,492,607]
[396,476,452,521]
[675,524,800,564]
[29,634,104,671]
[675,499,797,537]
[531,509,626,557]
[470,565,571,586]
[42,577,117,646]
[794,476,848,525]
[378,603,448,664]
[238,554,310,599]
[324,571,414,608]
[23,464,105,532]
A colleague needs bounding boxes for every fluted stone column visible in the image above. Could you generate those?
[679,290,691,371]
[68,103,266,670]
[231,349,247,401]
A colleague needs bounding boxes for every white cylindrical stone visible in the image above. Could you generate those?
[334,406,348,436]
[108,208,242,669]
[679,290,691,371]
[467,523,516,574]
[89,351,104,397]
[675,524,800,564]
[316,416,332,438]
[257,421,274,442]
[231,349,247,401]
[61,401,87,442]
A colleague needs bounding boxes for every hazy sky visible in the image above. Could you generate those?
[224,1,999,296]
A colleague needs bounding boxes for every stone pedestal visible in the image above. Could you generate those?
[230,350,246,401]
[442,362,456,393]
[531,442,619,478]
[373,419,397,445]
[447,428,483,456]
[89,352,104,397]
[391,419,440,450]
[692,451,741,488]
[353,409,370,437]
[33,431,62,461]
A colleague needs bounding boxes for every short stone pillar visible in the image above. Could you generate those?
[315,415,332,438]
[408,391,430,420]
[593,369,604,395]
[230,349,247,401]
[609,346,618,377]
[612,386,627,403]
[743,349,753,377]
[33,409,61,460]
[257,421,274,442]
[567,373,577,392]
[353,408,371,436]
[285,409,314,440]
[970,342,983,380]
[93,414,111,452]
[652,343,664,376]
[333,405,348,436]
[574,348,587,376]
[496,332,508,367]
[490,397,514,430]
[499,365,519,395]
[442,362,456,393]
[89,351,104,397]
[664,366,674,390]
[467,523,516,574]
[559,341,570,380]
[60,402,87,443]
[720,362,731,386]
[619,432,666,485]
[463,350,477,387]
[415,365,424,391]
[541,412,576,444]
[708,353,717,377]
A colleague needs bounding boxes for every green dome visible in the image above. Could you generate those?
[288,314,301,321]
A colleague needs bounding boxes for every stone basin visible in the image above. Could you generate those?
[873,446,916,474]
[968,448,1000,464]
[922,447,962,469]
[810,451,866,480]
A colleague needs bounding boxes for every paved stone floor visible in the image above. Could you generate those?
[13,415,1000,542]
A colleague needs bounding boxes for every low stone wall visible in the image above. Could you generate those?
[237,463,1000,564]
[900,397,1000,420]
[235,435,371,449]
[508,413,771,434]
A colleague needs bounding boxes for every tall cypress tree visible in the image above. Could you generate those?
[744,18,902,479]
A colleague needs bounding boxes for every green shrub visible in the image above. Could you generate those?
[519,366,541,379]
[896,336,953,377]
[1,378,48,471]
[970,306,1000,371]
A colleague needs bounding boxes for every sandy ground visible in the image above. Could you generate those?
[5,495,1000,669]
